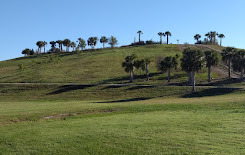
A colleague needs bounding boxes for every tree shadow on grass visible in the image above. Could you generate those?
[96,97,152,103]
[200,78,244,86]
[101,85,126,90]
[47,84,94,95]
[182,88,242,98]
[127,85,155,90]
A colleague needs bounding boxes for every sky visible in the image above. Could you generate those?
[0,0,245,61]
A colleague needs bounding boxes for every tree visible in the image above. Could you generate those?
[165,31,172,44]
[204,50,219,82]
[194,34,201,43]
[108,36,118,48]
[157,55,179,83]
[218,34,225,46]
[56,40,63,52]
[210,31,218,44]
[135,58,152,81]
[221,47,236,78]
[205,33,210,43]
[71,42,76,52]
[43,41,47,53]
[158,32,165,44]
[36,41,43,54]
[100,36,108,48]
[181,47,205,91]
[63,39,71,52]
[232,50,245,79]
[87,37,98,49]
[122,54,138,83]
[22,48,34,56]
[137,30,143,42]
[77,38,86,50]
[50,41,56,53]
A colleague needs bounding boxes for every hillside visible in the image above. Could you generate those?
[0,44,243,85]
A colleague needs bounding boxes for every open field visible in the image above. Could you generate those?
[0,84,245,154]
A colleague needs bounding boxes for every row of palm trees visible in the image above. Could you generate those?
[194,31,225,46]
[122,47,245,91]
[33,36,118,54]
[137,30,172,44]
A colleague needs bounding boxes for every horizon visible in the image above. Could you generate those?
[1,0,245,61]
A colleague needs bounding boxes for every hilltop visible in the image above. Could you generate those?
[0,44,243,86]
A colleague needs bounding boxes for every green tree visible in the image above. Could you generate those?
[71,42,76,52]
[122,54,138,83]
[87,37,98,49]
[158,55,179,83]
[232,50,245,79]
[43,41,47,53]
[204,50,219,82]
[36,41,43,54]
[194,34,201,43]
[165,31,172,44]
[181,47,205,91]
[158,32,165,44]
[137,30,143,42]
[135,58,152,81]
[22,48,34,56]
[205,33,210,43]
[50,41,56,53]
[218,34,225,46]
[63,39,71,52]
[221,47,236,78]
[100,36,108,48]
[108,36,118,48]
[56,40,63,52]
[77,38,87,50]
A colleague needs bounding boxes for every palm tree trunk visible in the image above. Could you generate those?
[167,35,169,44]
[208,66,211,82]
[228,59,231,78]
[139,34,141,42]
[130,70,134,83]
[192,71,195,92]
[61,45,63,52]
[168,68,171,83]
[188,72,192,85]
[73,47,75,52]
[241,66,244,80]
[44,46,46,53]
[146,63,149,81]
[160,36,162,44]
[103,42,105,48]
[220,39,222,46]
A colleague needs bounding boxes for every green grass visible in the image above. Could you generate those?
[0,84,245,154]
[0,44,224,84]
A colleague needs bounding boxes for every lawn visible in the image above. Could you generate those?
[0,84,245,154]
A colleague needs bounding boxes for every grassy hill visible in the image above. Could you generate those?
[0,44,228,84]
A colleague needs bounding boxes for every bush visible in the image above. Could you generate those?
[146,40,155,45]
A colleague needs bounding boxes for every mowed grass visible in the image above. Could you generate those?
[0,84,245,154]
[0,44,222,84]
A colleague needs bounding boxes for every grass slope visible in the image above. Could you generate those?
[0,45,223,84]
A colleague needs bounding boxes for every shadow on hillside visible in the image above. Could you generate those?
[47,84,94,95]
[96,97,152,103]
[101,85,126,90]
[157,73,187,81]
[200,78,243,86]
[182,88,242,98]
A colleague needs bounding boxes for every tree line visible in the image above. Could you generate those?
[122,47,245,91]
[22,36,118,55]
[194,31,225,46]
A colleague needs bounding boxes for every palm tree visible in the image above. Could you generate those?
[144,58,152,81]
[63,39,71,52]
[181,47,204,91]
[108,36,118,48]
[122,54,138,83]
[158,32,165,44]
[137,30,143,42]
[232,50,245,79]
[87,37,98,49]
[210,31,218,44]
[221,47,236,78]
[194,34,201,43]
[50,41,56,52]
[43,41,47,53]
[56,40,63,52]
[218,34,225,46]
[77,38,86,50]
[100,36,108,48]
[157,55,178,83]
[205,33,210,43]
[204,50,219,82]
[165,31,172,44]
[36,41,43,54]
[71,42,76,52]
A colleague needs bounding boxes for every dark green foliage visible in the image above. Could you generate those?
[22,48,34,56]
[204,50,219,67]
[87,37,98,49]
[108,36,118,48]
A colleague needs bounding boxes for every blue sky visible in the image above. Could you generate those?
[0,0,244,61]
